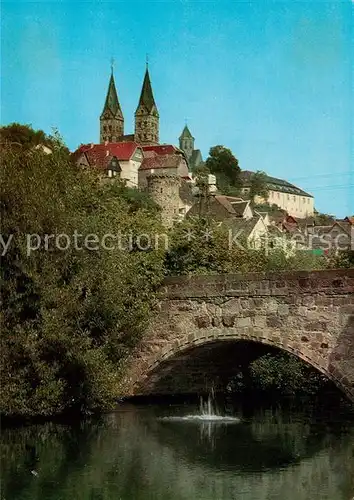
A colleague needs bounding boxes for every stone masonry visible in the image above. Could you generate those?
[121,269,354,402]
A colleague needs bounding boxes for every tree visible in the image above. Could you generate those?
[248,170,269,204]
[0,133,165,417]
[0,123,67,152]
[205,146,241,195]
[249,353,329,397]
[313,210,336,226]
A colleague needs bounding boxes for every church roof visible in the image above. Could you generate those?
[136,68,158,114]
[179,125,194,140]
[101,73,123,117]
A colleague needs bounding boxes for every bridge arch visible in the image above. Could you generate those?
[121,269,354,402]
[131,328,352,401]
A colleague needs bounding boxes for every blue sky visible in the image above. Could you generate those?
[1,0,353,217]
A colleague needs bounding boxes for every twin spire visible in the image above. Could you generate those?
[100,61,159,145]
[101,62,157,119]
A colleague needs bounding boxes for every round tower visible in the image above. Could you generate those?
[147,174,181,228]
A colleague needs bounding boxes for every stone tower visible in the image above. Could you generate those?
[179,125,194,161]
[135,66,159,145]
[147,174,180,228]
[100,70,124,143]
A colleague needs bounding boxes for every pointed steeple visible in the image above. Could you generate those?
[134,65,159,145]
[136,67,159,116]
[100,68,124,143]
[179,124,195,161]
[179,125,194,140]
[102,73,123,118]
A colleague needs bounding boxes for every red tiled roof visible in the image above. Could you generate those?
[142,144,184,156]
[140,154,182,171]
[75,142,140,162]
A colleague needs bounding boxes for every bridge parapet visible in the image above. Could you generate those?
[161,269,354,299]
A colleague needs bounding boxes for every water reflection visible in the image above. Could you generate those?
[1,403,353,500]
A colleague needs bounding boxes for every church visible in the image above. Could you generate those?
[73,64,203,226]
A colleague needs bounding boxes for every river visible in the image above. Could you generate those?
[1,397,353,500]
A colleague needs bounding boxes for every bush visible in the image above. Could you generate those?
[0,142,165,417]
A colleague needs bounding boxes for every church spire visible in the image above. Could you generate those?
[179,124,194,140]
[135,65,159,145]
[137,67,158,115]
[102,72,122,118]
[179,124,195,161]
[100,67,124,143]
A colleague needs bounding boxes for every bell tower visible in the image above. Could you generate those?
[100,65,124,143]
[134,63,159,145]
[179,125,195,161]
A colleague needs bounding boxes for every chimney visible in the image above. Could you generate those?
[90,143,94,149]
[105,140,108,146]
[106,150,109,157]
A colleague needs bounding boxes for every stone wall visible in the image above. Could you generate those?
[121,269,354,401]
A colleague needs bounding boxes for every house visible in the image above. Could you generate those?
[74,142,143,188]
[187,195,253,222]
[240,171,314,219]
[224,215,268,250]
[308,221,353,253]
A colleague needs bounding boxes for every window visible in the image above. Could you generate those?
[108,125,112,131]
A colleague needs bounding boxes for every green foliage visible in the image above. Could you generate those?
[0,123,68,152]
[314,211,335,226]
[253,203,286,216]
[327,250,354,269]
[249,353,329,397]
[0,140,165,417]
[164,218,326,276]
[165,218,266,275]
[0,123,46,149]
[248,171,269,203]
[205,145,241,195]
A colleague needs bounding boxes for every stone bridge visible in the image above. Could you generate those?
[121,269,354,402]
